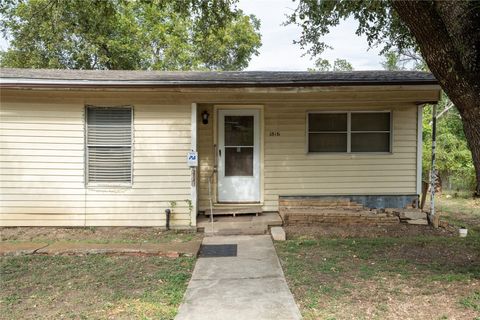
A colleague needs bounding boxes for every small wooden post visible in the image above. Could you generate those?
[420,181,429,210]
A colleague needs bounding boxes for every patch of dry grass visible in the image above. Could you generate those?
[436,193,480,234]
[0,227,200,244]
[0,255,195,320]
[277,197,480,319]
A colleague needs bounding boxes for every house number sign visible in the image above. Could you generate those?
[269,131,280,136]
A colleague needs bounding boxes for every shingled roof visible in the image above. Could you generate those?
[0,68,438,87]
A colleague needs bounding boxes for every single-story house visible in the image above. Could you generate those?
[0,68,441,228]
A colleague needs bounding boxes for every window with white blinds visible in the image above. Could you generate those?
[86,106,132,184]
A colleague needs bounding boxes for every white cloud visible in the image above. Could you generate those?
[238,0,384,71]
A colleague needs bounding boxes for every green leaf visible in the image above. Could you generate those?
[0,0,261,71]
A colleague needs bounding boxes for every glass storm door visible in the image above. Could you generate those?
[218,110,260,202]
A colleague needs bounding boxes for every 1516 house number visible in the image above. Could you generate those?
[269,131,280,136]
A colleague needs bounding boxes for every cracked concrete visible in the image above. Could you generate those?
[175,235,301,320]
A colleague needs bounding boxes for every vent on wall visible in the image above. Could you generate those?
[86,106,133,184]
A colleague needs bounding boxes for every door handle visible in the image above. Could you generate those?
[219,149,221,157]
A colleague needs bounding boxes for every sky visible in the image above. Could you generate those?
[0,0,385,71]
[238,0,383,71]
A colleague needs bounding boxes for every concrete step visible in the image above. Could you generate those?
[203,226,267,236]
[406,219,428,225]
[202,206,263,216]
[270,227,286,241]
[399,211,427,220]
[197,212,283,236]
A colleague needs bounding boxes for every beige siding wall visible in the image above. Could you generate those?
[263,103,418,211]
[197,104,216,210]
[0,94,193,227]
[197,102,419,212]
[2,86,432,224]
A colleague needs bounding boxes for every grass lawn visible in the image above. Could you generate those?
[436,193,480,234]
[0,229,199,320]
[1,255,194,320]
[276,196,480,320]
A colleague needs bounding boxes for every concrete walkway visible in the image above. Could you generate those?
[175,235,302,320]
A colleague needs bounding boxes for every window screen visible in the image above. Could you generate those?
[351,112,390,152]
[224,116,254,176]
[86,107,132,184]
[308,113,348,152]
[308,111,391,153]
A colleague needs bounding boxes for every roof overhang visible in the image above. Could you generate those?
[0,68,439,88]
[0,68,442,104]
[1,79,440,88]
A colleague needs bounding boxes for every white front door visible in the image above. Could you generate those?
[218,109,260,202]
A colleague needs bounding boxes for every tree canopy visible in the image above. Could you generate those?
[0,0,261,70]
[423,100,476,191]
[289,0,480,195]
[381,52,475,190]
[309,58,353,71]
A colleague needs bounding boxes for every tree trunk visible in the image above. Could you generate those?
[392,0,480,196]
[460,107,480,195]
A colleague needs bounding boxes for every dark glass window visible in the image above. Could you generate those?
[308,112,391,153]
[224,116,254,176]
[351,112,390,152]
[308,113,347,153]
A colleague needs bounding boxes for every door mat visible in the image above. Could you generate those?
[198,244,237,257]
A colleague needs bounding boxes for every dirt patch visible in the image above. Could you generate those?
[285,223,457,239]
[0,227,199,243]
[383,242,480,269]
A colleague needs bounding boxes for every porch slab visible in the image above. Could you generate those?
[204,206,263,216]
[175,235,301,320]
[197,212,283,235]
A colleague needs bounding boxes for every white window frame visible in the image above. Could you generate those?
[306,110,392,154]
[85,105,134,187]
